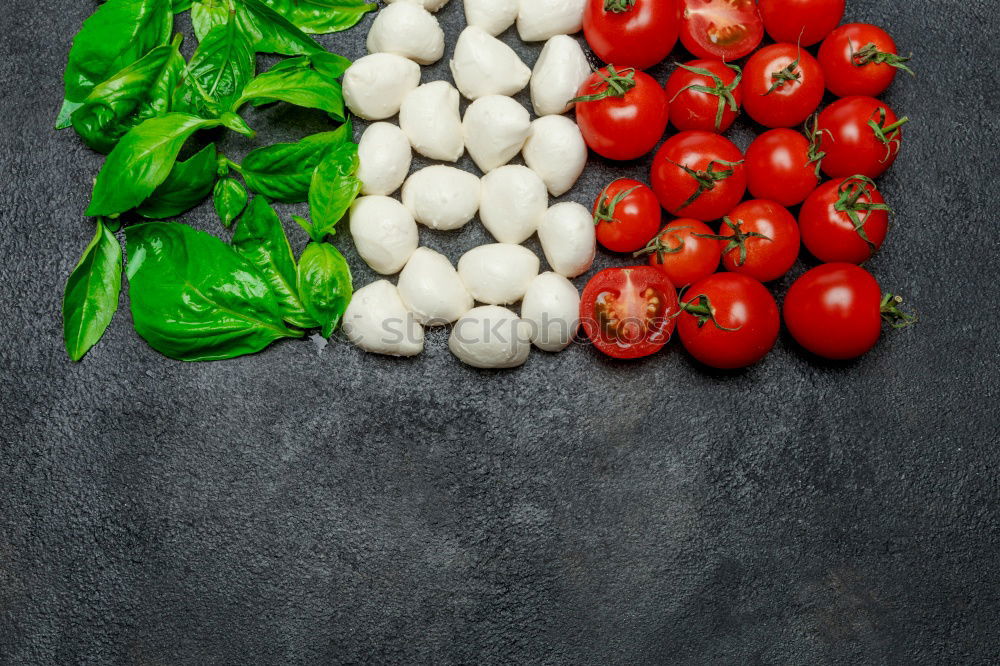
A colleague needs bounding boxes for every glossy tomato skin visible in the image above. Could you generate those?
[718,199,800,282]
[783,263,883,360]
[744,129,819,206]
[743,43,825,128]
[580,266,680,360]
[677,273,780,369]
[575,68,670,161]
[593,179,663,253]
[817,96,905,179]
[651,131,746,221]
[643,218,722,288]
[799,177,889,264]
[757,0,845,46]
[679,0,763,61]
[819,23,904,97]
[584,0,679,71]
[665,60,743,133]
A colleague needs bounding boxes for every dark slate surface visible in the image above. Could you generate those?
[2,0,999,664]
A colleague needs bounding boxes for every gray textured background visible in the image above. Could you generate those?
[2,1,999,664]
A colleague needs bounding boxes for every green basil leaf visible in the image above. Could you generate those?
[240,120,350,203]
[308,142,360,239]
[260,0,376,35]
[173,0,194,11]
[214,177,249,227]
[192,0,324,55]
[63,219,123,361]
[233,56,344,118]
[191,0,230,40]
[176,18,255,117]
[297,242,351,338]
[232,198,316,328]
[126,221,303,361]
[135,143,218,218]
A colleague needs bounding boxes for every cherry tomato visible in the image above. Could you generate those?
[677,273,779,369]
[580,266,680,360]
[799,175,889,264]
[650,130,746,221]
[819,23,913,97]
[817,96,909,179]
[665,60,743,133]
[592,179,663,253]
[742,43,825,128]
[574,66,670,161]
[784,263,914,360]
[710,199,800,282]
[636,218,722,288]
[584,0,680,71]
[679,0,763,61]
[757,0,844,47]
[744,129,820,206]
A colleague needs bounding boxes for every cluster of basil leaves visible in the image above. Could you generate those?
[59,0,375,362]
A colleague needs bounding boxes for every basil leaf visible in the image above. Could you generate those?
[126,222,303,361]
[297,242,352,338]
[63,219,123,361]
[240,121,350,203]
[233,56,344,119]
[191,0,230,40]
[173,0,194,11]
[192,0,324,55]
[232,198,316,328]
[308,142,361,239]
[176,18,255,117]
[260,0,376,35]
[135,143,218,218]
[214,177,249,227]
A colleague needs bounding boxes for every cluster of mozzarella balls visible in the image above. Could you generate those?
[340,0,594,369]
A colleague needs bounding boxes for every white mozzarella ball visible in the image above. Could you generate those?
[449,26,532,101]
[464,0,518,36]
[521,272,581,352]
[402,166,481,231]
[530,35,591,116]
[522,115,587,197]
[357,123,412,196]
[537,202,596,278]
[384,0,450,12]
[479,165,548,244]
[462,96,531,174]
[342,54,421,121]
[449,306,532,369]
[397,248,474,326]
[343,280,425,357]
[349,196,419,275]
[399,81,464,162]
[366,2,445,65]
[516,0,586,42]
[457,244,540,305]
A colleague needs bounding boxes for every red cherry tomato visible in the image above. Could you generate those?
[650,130,746,221]
[665,60,743,133]
[817,96,909,179]
[679,0,763,61]
[580,266,680,360]
[757,0,844,47]
[574,66,670,161]
[799,176,889,264]
[636,218,722,288]
[584,0,680,71]
[819,23,913,97]
[677,273,779,369]
[744,129,820,206]
[592,179,663,253]
[742,43,825,128]
[711,199,800,282]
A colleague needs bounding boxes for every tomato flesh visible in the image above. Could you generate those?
[581,267,679,359]
[680,0,764,61]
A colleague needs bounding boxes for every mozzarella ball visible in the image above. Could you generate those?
[343,54,421,121]
[349,196,419,275]
[343,280,424,357]
[397,248,474,326]
[358,123,412,196]
[516,0,586,42]
[449,26,532,101]
[402,166,481,231]
[522,115,587,197]
[463,96,531,174]
[537,202,596,278]
[366,2,445,65]
[449,306,532,369]
[521,272,581,352]
[384,0,450,12]
[530,35,591,116]
[399,81,464,162]
[464,0,518,36]
[479,165,548,244]
[457,244,540,305]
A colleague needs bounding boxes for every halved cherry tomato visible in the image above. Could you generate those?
[817,96,909,179]
[584,0,680,71]
[665,60,743,133]
[580,266,680,359]
[744,128,820,206]
[757,0,844,47]
[743,43,825,128]
[799,175,889,264]
[819,23,913,97]
[635,218,722,288]
[679,0,763,61]
[650,130,746,221]
[709,199,800,282]
[593,179,663,253]
[676,273,780,369]
[574,66,670,161]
